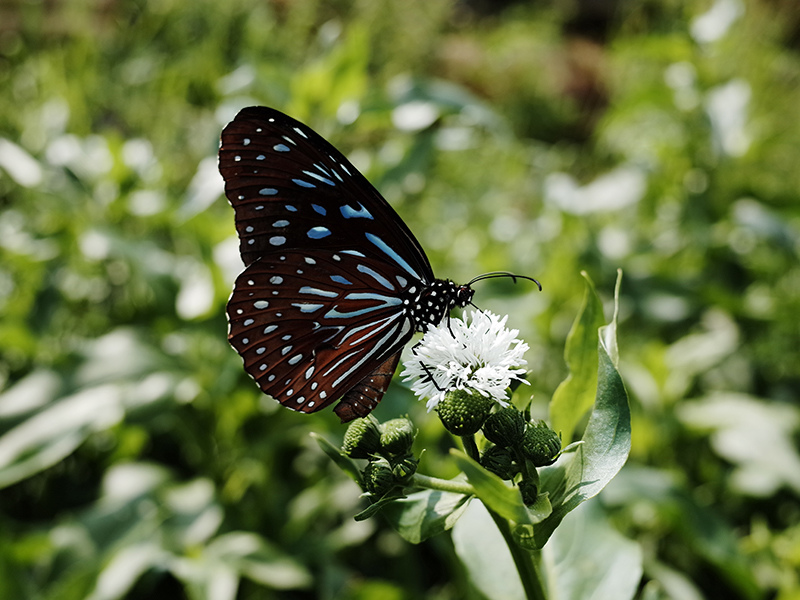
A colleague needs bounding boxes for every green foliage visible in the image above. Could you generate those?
[335,271,627,599]
[1,0,799,598]
[548,272,606,444]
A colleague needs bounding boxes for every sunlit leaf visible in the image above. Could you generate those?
[543,501,642,600]
[603,466,762,599]
[380,488,472,544]
[452,450,551,525]
[549,272,606,444]
[451,501,525,600]
[531,270,630,549]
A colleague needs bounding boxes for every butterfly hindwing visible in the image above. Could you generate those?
[227,249,417,415]
[334,351,402,421]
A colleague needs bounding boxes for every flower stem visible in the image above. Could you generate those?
[410,473,475,496]
[461,434,480,462]
[487,508,548,600]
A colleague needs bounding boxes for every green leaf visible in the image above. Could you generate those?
[603,466,761,599]
[531,270,630,549]
[203,532,313,590]
[451,450,551,525]
[310,432,363,487]
[542,501,642,600]
[353,491,407,521]
[549,272,606,444]
[380,488,472,544]
[451,501,526,600]
[0,370,175,489]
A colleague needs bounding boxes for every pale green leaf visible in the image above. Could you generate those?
[452,449,551,525]
[543,501,642,600]
[549,272,607,444]
[380,488,472,544]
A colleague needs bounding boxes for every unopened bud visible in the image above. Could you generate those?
[380,418,416,456]
[342,416,382,459]
[521,420,561,467]
[480,445,518,480]
[519,478,539,506]
[436,389,494,436]
[392,456,418,484]
[363,457,395,496]
[482,407,526,447]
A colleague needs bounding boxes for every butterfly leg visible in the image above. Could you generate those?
[410,342,446,392]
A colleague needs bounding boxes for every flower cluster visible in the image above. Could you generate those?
[401,310,529,410]
[341,416,418,497]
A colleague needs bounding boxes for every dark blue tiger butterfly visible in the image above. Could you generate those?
[220,107,540,422]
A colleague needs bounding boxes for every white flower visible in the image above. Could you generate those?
[401,310,529,410]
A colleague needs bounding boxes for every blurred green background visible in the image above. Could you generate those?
[1,0,799,598]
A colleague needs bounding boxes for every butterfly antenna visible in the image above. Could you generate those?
[466,271,543,291]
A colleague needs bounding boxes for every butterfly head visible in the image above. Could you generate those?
[452,283,476,309]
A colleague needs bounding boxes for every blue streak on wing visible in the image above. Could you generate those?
[291,303,324,313]
[299,286,338,298]
[325,293,402,319]
[364,233,422,281]
[357,264,395,290]
[303,170,336,186]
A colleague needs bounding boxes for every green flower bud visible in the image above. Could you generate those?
[519,478,539,506]
[342,416,382,459]
[436,389,494,436]
[380,418,416,456]
[392,456,418,484]
[482,407,527,447]
[521,420,561,467]
[480,444,518,480]
[363,457,395,496]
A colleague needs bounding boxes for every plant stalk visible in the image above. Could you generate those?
[487,508,548,600]
[461,434,481,462]
[411,473,475,496]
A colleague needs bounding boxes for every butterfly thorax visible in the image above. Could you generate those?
[410,279,474,333]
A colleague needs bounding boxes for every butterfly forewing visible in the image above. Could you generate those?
[227,249,417,414]
[220,106,433,285]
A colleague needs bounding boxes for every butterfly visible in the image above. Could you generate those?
[220,106,540,422]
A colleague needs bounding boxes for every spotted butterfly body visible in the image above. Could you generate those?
[220,107,474,422]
